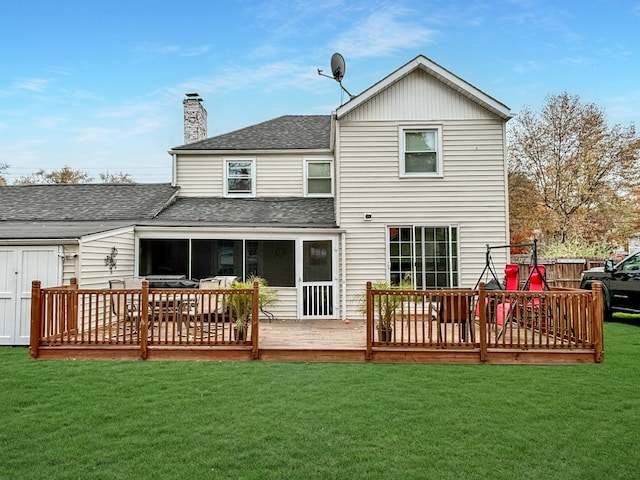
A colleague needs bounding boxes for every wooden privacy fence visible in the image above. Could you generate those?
[364,282,604,363]
[30,279,260,360]
[512,258,606,289]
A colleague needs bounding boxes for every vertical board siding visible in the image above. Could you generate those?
[342,69,497,122]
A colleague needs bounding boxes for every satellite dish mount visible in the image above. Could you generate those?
[318,52,353,100]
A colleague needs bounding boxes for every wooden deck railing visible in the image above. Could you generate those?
[30,279,260,360]
[30,279,603,363]
[365,282,604,363]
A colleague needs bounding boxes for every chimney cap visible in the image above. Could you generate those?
[185,92,201,98]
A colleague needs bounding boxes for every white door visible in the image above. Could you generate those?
[0,247,60,346]
[299,240,337,319]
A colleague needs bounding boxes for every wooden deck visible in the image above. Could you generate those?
[258,319,367,362]
[29,280,605,364]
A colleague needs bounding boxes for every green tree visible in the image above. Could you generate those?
[508,92,640,246]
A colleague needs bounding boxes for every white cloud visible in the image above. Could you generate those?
[71,127,116,144]
[133,42,211,57]
[13,78,52,92]
[165,61,325,98]
[513,60,541,74]
[331,7,437,58]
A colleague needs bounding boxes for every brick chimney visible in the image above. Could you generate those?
[183,93,207,144]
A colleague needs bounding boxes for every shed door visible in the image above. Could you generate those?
[0,247,60,346]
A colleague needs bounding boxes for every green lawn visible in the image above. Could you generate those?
[1,322,639,480]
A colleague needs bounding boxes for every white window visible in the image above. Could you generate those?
[399,126,442,177]
[224,159,255,197]
[304,158,333,196]
[388,225,459,289]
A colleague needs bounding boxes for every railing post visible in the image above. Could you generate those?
[68,278,78,332]
[478,283,488,362]
[140,280,149,359]
[592,281,604,363]
[251,280,259,359]
[30,280,42,359]
[365,281,373,360]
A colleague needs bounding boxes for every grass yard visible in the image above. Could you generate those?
[1,322,639,480]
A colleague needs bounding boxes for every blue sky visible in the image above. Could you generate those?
[1,0,639,183]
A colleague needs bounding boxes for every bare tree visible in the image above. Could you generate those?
[508,92,640,245]
[0,163,7,185]
[99,171,134,183]
[15,166,92,184]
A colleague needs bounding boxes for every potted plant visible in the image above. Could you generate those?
[358,280,412,342]
[228,276,278,341]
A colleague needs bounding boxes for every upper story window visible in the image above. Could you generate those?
[400,126,442,177]
[225,159,255,197]
[304,158,333,197]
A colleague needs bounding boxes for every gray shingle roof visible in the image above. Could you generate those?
[0,184,178,222]
[172,115,331,150]
[146,197,336,228]
[0,221,139,240]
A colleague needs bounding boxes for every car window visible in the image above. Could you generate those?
[620,254,640,272]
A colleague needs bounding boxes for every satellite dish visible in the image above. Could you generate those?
[330,53,346,83]
[317,52,354,100]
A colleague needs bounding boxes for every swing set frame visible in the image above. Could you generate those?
[474,239,550,290]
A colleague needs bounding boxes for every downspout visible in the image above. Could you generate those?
[502,121,510,264]
[171,152,177,187]
[341,231,347,321]
[333,112,347,320]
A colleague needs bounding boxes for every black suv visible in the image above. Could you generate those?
[580,252,640,320]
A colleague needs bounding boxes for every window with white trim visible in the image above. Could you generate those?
[388,225,459,289]
[224,159,255,197]
[400,126,442,176]
[304,159,333,196]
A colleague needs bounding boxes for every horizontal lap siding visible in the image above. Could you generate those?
[269,287,297,320]
[80,229,136,288]
[62,245,79,285]
[176,154,305,197]
[176,155,221,197]
[338,120,508,317]
[256,156,304,197]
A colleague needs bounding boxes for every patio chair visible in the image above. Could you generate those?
[110,290,145,334]
[497,266,550,339]
[111,277,152,335]
[494,264,519,329]
[124,276,145,289]
[438,294,473,343]
[180,279,226,336]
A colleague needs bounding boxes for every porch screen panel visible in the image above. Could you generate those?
[245,240,295,287]
[191,239,242,280]
[139,239,189,277]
